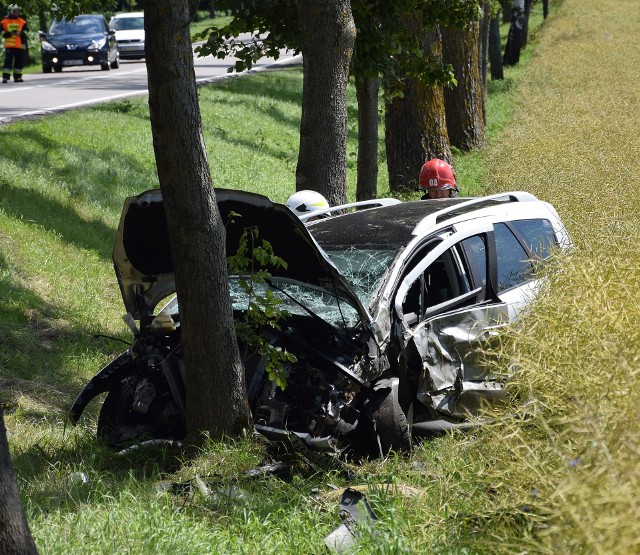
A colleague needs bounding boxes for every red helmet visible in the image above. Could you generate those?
[419,158,456,190]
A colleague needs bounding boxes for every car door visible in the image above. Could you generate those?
[392,222,510,419]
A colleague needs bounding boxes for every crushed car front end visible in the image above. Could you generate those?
[71,189,402,457]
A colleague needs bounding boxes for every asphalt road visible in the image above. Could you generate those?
[0,48,300,124]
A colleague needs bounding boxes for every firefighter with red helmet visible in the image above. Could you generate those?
[1,5,27,83]
[419,158,459,199]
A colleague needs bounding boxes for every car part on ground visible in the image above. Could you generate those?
[324,488,379,553]
[70,189,572,459]
[40,14,119,73]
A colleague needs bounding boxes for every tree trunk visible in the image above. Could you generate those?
[355,75,379,201]
[295,0,356,207]
[0,407,38,555]
[500,0,511,23]
[145,0,252,444]
[385,27,451,193]
[478,1,491,125]
[489,11,504,80]
[522,0,533,48]
[503,0,525,66]
[442,20,486,151]
[543,0,549,18]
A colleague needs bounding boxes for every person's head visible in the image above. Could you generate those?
[285,190,329,219]
[419,158,457,199]
[10,5,20,17]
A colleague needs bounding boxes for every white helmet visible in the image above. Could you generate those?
[285,190,329,216]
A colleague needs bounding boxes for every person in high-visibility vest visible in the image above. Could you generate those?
[1,5,27,83]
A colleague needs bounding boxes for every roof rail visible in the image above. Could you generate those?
[412,191,538,236]
[298,197,401,223]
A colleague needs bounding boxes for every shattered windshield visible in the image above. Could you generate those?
[322,247,398,307]
[229,277,361,329]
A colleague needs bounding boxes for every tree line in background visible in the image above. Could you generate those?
[196,0,544,204]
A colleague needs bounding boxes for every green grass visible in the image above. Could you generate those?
[5,0,640,552]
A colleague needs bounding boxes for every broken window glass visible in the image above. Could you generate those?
[323,247,397,307]
[228,277,361,329]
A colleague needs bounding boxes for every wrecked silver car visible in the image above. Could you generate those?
[70,189,571,456]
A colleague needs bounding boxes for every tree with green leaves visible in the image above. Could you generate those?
[294,0,355,207]
[196,0,355,207]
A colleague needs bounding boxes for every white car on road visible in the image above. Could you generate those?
[109,12,145,59]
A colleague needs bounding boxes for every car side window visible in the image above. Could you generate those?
[460,235,487,289]
[401,245,473,324]
[424,249,469,308]
[510,219,558,260]
[494,223,533,292]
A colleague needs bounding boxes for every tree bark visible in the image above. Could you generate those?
[385,27,451,193]
[0,407,38,555]
[500,0,511,22]
[442,20,486,151]
[145,0,252,444]
[295,0,356,207]
[355,75,379,201]
[489,11,504,80]
[543,0,549,18]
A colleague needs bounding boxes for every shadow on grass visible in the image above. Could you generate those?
[0,260,128,407]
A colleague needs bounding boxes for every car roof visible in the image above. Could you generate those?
[308,191,543,249]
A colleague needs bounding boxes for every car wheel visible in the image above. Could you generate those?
[371,377,412,455]
[97,376,184,448]
[97,378,137,447]
[101,63,110,71]
[42,65,52,73]
[53,66,62,73]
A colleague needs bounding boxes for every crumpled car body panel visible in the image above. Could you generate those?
[404,304,510,418]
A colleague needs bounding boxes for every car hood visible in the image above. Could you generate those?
[114,29,144,40]
[113,188,371,325]
[46,32,106,47]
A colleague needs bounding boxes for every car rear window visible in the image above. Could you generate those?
[111,17,144,31]
[510,219,558,259]
[494,223,533,292]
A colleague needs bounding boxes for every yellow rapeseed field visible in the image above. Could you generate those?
[466,0,640,551]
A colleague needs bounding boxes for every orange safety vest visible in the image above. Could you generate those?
[1,16,27,49]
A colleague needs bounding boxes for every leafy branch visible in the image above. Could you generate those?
[227,225,296,389]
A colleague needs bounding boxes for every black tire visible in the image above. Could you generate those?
[53,66,62,73]
[97,378,137,447]
[42,65,52,73]
[101,63,110,71]
[372,378,412,455]
[97,376,185,448]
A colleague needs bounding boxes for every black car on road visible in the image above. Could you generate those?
[40,14,119,73]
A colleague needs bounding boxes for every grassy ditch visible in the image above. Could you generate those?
[3,0,639,552]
